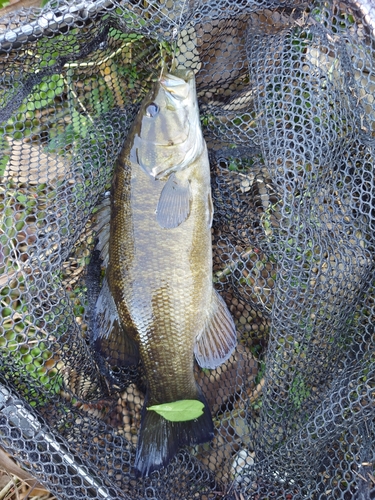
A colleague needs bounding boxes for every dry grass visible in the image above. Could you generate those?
[0,449,54,500]
[0,471,54,500]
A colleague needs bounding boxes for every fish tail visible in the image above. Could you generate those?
[133,388,214,477]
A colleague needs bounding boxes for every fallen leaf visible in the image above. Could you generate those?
[148,399,205,422]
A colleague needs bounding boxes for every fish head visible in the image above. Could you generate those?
[130,69,204,180]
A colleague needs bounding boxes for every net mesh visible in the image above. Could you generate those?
[1,0,375,498]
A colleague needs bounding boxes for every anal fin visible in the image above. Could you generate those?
[156,172,191,229]
[194,289,237,369]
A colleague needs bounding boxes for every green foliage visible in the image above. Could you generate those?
[112,8,146,29]
[0,285,64,406]
[311,6,355,32]
[148,399,205,422]
[0,136,10,176]
[0,25,163,168]
[0,73,66,142]
[228,156,257,173]
[254,359,265,386]
[200,113,215,127]
[0,182,56,283]
[70,285,88,317]
[28,75,65,110]
[290,27,313,55]
[290,373,311,410]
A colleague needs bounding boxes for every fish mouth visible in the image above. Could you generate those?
[160,70,194,85]
[159,71,194,99]
[164,68,194,80]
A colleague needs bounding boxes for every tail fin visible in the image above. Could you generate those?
[134,390,214,477]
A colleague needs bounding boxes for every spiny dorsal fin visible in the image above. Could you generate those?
[93,277,139,366]
[94,278,119,340]
[194,289,237,370]
[93,198,111,265]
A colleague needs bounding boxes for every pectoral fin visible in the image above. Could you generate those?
[194,290,237,369]
[156,172,191,229]
[92,277,139,367]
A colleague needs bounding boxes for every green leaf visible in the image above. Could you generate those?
[0,154,9,176]
[148,399,205,422]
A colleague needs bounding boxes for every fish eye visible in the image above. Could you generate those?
[146,102,159,117]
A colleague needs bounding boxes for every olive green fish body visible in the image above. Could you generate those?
[109,146,212,405]
[93,70,237,476]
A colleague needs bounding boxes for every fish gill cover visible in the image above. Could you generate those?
[0,0,375,499]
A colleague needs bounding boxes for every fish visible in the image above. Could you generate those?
[91,68,237,477]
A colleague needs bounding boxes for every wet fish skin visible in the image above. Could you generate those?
[93,69,237,476]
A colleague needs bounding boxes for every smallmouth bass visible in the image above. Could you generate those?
[91,69,237,476]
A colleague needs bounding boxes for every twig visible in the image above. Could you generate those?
[63,41,139,69]
[213,247,258,282]
[63,72,94,125]
[353,469,368,482]
[0,476,15,500]
[248,377,265,404]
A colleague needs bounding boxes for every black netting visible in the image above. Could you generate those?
[1,0,375,498]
